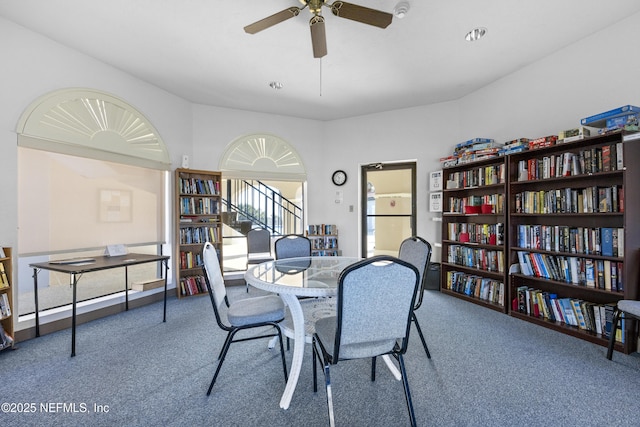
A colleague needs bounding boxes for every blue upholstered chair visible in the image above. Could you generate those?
[606,299,640,360]
[398,236,433,358]
[274,234,312,259]
[311,255,420,427]
[202,242,288,395]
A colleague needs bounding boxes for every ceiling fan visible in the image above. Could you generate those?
[244,1,393,58]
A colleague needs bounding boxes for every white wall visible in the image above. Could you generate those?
[3,10,640,286]
[0,17,193,250]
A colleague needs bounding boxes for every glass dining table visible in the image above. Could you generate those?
[245,256,401,410]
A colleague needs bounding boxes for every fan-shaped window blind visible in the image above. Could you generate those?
[16,88,169,255]
[219,133,306,181]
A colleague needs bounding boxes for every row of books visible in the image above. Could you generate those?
[516,142,623,182]
[513,287,621,341]
[0,293,11,318]
[0,263,9,288]
[445,270,505,306]
[180,196,219,215]
[446,222,504,246]
[178,177,220,196]
[179,226,219,245]
[515,225,624,257]
[447,245,504,273]
[447,194,505,214]
[310,236,338,250]
[311,250,340,257]
[307,224,338,236]
[514,185,623,214]
[444,164,506,189]
[516,251,623,292]
[179,250,204,270]
[180,275,207,296]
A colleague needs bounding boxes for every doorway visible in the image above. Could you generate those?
[361,162,417,258]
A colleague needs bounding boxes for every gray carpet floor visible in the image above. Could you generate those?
[1,287,639,427]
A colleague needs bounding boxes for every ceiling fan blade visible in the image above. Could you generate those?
[310,15,327,58]
[330,1,392,29]
[244,7,301,34]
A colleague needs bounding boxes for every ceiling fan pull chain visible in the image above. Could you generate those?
[319,58,322,97]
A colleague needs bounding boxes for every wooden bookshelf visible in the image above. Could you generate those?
[507,131,639,354]
[306,224,340,256]
[0,247,14,350]
[174,168,222,298]
[440,156,508,313]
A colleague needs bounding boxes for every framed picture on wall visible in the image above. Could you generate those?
[429,192,442,213]
[429,170,443,192]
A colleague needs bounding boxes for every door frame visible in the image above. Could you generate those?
[360,161,417,258]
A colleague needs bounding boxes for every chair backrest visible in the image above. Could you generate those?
[398,236,432,310]
[274,234,312,259]
[203,241,228,327]
[334,255,419,360]
[247,228,271,255]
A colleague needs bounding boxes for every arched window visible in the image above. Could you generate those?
[16,88,170,319]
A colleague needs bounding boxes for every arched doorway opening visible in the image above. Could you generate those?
[218,133,307,273]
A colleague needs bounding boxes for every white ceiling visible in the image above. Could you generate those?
[2,0,640,121]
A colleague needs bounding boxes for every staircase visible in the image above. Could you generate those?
[222,179,303,237]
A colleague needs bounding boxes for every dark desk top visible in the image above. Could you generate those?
[29,253,170,274]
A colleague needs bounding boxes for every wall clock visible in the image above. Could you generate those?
[332,170,347,186]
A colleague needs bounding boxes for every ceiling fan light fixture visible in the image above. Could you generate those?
[269,81,284,90]
[465,27,487,42]
[393,1,410,19]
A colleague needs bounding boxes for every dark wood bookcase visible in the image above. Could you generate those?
[174,168,223,298]
[440,156,508,313]
[507,131,639,354]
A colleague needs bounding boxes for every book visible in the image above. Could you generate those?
[559,298,578,326]
[0,263,8,288]
[600,228,613,257]
[580,105,640,126]
[570,299,587,330]
[603,260,612,291]
[0,293,10,317]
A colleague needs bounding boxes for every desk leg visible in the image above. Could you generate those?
[71,273,77,357]
[279,293,305,410]
[33,268,40,337]
[162,260,168,323]
[124,266,129,311]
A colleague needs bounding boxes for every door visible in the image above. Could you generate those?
[361,162,417,258]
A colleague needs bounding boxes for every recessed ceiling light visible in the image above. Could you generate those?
[269,81,284,90]
[465,27,487,42]
[393,1,410,19]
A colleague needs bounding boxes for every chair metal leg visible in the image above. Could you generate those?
[606,308,621,360]
[397,354,417,427]
[371,356,377,381]
[216,331,234,361]
[207,331,235,395]
[323,363,335,427]
[412,312,431,358]
[312,344,318,392]
[276,326,288,383]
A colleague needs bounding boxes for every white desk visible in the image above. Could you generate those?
[245,256,400,410]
